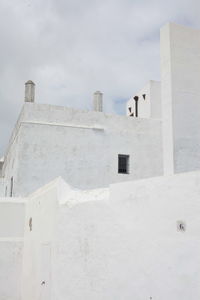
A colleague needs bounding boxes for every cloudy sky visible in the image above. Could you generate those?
[0,0,200,155]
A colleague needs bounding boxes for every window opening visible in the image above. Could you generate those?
[118,154,129,174]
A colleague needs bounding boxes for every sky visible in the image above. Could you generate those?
[0,0,200,156]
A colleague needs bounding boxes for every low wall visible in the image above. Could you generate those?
[0,199,25,300]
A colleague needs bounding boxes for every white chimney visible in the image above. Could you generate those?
[93,91,103,112]
[25,80,35,102]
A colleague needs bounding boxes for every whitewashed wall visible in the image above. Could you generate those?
[21,178,60,300]
[21,170,200,300]
[53,171,200,300]
[3,103,163,196]
[0,199,25,300]
[0,178,4,196]
[161,23,200,174]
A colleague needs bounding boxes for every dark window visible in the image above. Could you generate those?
[118,155,129,174]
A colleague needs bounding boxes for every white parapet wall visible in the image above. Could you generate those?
[21,178,61,300]
[52,171,200,300]
[20,171,200,300]
[0,198,25,300]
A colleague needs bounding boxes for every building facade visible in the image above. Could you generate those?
[1,22,200,300]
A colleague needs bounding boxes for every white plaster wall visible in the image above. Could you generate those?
[150,80,161,118]
[161,23,200,174]
[0,200,25,237]
[126,80,161,119]
[0,199,25,300]
[0,161,3,177]
[2,108,24,197]
[53,171,200,300]
[3,103,163,196]
[0,178,4,196]
[160,23,174,175]
[0,241,23,300]
[21,178,110,300]
[21,178,60,300]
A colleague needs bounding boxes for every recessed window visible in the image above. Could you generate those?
[118,154,129,174]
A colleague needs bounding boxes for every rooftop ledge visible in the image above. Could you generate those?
[21,120,104,131]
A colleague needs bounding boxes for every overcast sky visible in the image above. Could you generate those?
[0,0,200,156]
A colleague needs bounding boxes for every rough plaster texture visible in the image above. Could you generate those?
[0,198,25,300]
[21,171,200,300]
[0,200,25,237]
[161,23,200,174]
[53,172,200,300]
[21,178,69,300]
[126,80,161,118]
[0,241,23,300]
[2,103,163,196]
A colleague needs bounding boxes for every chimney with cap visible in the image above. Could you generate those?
[25,80,35,102]
[93,91,103,112]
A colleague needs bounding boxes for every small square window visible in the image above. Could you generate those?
[118,154,129,174]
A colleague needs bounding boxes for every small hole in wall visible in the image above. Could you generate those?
[142,94,146,100]
[177,221,186,232]
[29,217,32,231]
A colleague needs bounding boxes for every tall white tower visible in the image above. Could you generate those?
[93,91,103,112]
[161,23,200,174]
[25,80,35,103]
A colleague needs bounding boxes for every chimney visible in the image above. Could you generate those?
[93,91,103,112]
[25,80,35,102]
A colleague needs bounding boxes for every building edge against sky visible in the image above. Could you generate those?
[1,22,200,300]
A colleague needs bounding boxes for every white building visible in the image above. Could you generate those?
[1,22,200,300]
